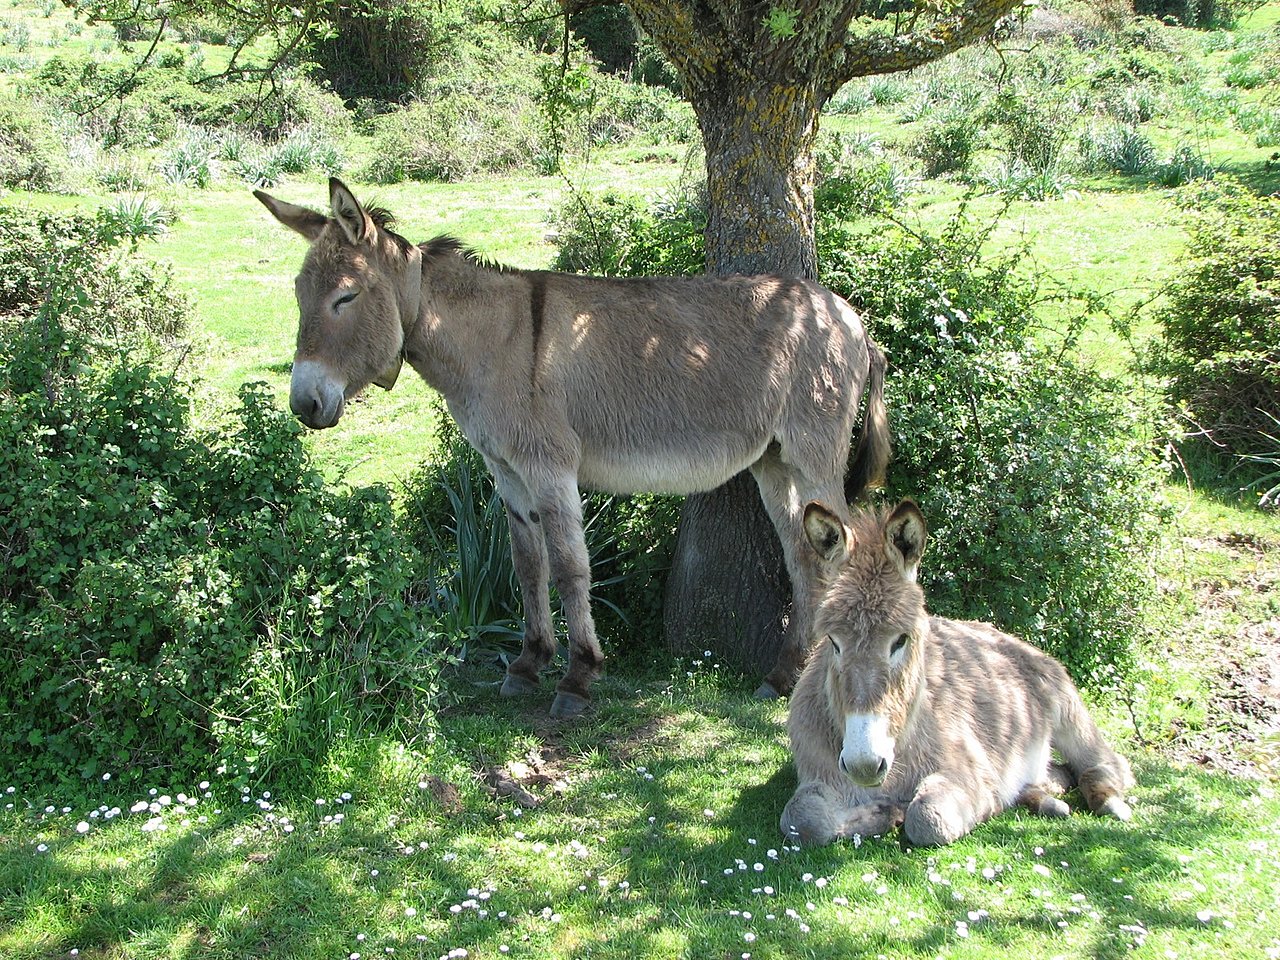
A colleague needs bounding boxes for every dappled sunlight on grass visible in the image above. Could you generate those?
[4,668,1279,959]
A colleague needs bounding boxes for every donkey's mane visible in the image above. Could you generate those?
[365,205,413,256]
[419,235,518,273]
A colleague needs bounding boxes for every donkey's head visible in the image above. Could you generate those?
[255,178,418,429]
[802,500,930,788]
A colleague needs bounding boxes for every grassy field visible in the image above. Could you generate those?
[3,653,1279,960]
[2,1,1279,957]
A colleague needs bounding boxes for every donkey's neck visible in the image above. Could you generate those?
[403,247,520,402]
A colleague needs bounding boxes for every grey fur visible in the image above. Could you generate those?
[782,501,1135,847]
[256,179,891,717]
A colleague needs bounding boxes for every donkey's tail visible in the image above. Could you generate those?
[845,341,890,503]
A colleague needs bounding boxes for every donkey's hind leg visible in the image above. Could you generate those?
[750,449,846,698]
[1017,783,1071,818]
[1053,690,1136,821]
[1017,762,1074,818]
[492,467,555,697]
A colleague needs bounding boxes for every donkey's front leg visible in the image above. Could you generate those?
[492,468,556,697]
[499,505,555,696]
[536,477,604,719]
[903,772,993,847]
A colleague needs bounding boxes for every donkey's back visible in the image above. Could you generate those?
[424,258,872,498]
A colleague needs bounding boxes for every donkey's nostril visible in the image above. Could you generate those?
[876,757,888,778]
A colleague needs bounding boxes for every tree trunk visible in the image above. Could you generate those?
[624,0,1020,674]
[663,79,820,674]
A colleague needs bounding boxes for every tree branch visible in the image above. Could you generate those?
[827,0,1022,88]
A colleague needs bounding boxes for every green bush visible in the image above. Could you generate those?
[0,94,67,190]
[549,189,705,276]
[28,54,349,148]
[821,209,1167,684]
[1157,182,1280,484]
[1079,122,1157,176]
[908,112,981,178]
[363,90,544,183]
[1154,143,1215,186]
[0,209,442,786]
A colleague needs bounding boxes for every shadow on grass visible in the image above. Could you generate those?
[4,670,1275,960]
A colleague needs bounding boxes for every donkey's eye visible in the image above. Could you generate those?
[828,635,842,656]
[333,291,359,310]
[889,634,909,657]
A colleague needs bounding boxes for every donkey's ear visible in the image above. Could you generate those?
[329,177,374,245]
[883,500,927,583]
[254,190,327,242]
[803,502,850,565]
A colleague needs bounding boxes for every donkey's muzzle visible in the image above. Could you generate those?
[290,359,345,429]
[839,753,890,787]
[840,712,895,787]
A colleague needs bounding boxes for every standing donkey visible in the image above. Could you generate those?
[782,500,1135,847]
[255,179,890,719]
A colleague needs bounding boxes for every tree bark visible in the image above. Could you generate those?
[623,0,1023,674]
[664,76,822,672]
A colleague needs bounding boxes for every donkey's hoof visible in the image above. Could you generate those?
[500,672,539,697]
[753,681,783,700]
[1040,796,1071,818]
[1098,796,1132,821]
[549,691,590,720]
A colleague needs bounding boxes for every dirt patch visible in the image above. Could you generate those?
[480,744,571,808]
[422,776,464,816]
[1168,533,1280,780]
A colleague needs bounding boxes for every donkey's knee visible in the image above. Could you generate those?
[780,782,843,847]
[904,775,978,847]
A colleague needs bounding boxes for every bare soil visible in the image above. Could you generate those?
[1170,532,1280,780]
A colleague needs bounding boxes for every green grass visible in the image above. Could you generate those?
[3,663,1279,960]
[3,1,1280,956]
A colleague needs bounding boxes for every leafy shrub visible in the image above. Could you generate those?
[155,128,216,186]
[269,125,344,175]
[95,153,153,192]
[986,85,1078,175]
[0,209,442,786]
[549,189,705,276]
[400,416,522,655]
[1233,104,1280,147]
[821,207,1166,684]
[234,149,285,188]
[1099,81,1163,125]
[581,69,697,147]
[97,194,175,241]
[1079,123,1157,175]
[363,91,543,183]
[0,94,66,190]
[28,54,349,148]
[1156,182,1280,479]
[1154,143,1214,186]
[909,113,981,177]
[976,157,1078,200]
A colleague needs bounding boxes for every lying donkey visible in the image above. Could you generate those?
[781,500,1135,847]
[255,179,890,719]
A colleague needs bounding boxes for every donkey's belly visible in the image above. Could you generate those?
[577,440,769,496]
